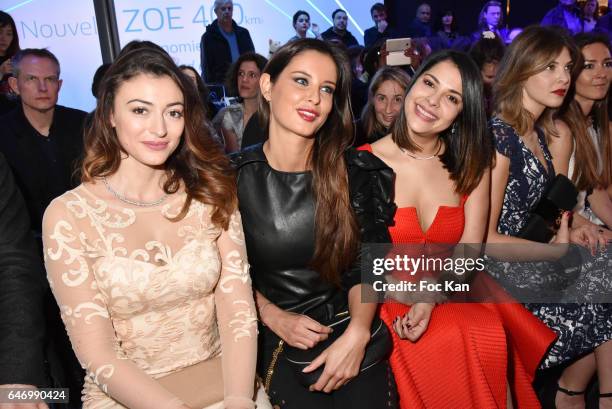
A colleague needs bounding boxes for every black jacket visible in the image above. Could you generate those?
[232,144,395,320]
[200,19,255,84]
[0,105,86,235]
[364,25,396,48]
[0,153,48,386]
[321,27,360,48]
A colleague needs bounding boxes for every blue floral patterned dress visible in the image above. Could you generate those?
[490,116,612,368]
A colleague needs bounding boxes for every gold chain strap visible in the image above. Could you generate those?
[263,311,348,393]
[264,339,284,393]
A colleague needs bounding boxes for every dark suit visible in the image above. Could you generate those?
[0,153,47,387]
[0,104,86,406]
[0,105,86,235]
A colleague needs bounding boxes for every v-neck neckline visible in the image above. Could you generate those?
[396,197,466,237]
[519,129,553,177]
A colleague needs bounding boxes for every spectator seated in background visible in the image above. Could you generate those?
[0,11,19,115]
[541,0,584,35]
[407,3,433,38]
[581,0,600,33]
[472,1,510,45]
[355,66,410,146]
[288,10,321,42]
[321,9,360,47]
[199,0,255,84]
[430,9,471,51]
[0,48,86,238]
[212,52,267,152]
[0,47,87,408]
[364,3,395,48]
[469,33,505,117]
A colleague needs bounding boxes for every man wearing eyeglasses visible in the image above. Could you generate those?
[200,0,255,84]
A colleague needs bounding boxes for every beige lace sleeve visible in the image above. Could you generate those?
[214,210,258,409]
[42,198,184,409]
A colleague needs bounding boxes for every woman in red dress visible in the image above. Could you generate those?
[360,50,556,409]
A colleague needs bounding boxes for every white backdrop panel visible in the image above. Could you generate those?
[2,0,374,111]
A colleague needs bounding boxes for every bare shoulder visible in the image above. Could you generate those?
[370,134,395,157]
[552,119,573,142]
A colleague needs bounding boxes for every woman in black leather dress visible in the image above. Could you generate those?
[233,39,398,408]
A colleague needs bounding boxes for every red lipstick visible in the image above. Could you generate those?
[297,108,319,122]
[552,89,567,97]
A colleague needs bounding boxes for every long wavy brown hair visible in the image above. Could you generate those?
[559,33,612,191]
[81,47,236,229]
[258,38,358,285]
[494,25,580,138]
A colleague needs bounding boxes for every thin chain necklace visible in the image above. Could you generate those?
[102,177,168,207]
[399,138,442,160]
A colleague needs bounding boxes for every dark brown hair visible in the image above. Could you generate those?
[258,38,358,285]
[494,25,580,138]
[81,47,236,229]
[179,64,211,115]
[225,52,268,97]
[560,32,612,191]
[361,66,410,140]
[392,50,492,194]
[478,1,504,30]
[0,11,19,58]
[469,35,505,68]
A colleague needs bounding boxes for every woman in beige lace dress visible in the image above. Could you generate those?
[42,47,268,409]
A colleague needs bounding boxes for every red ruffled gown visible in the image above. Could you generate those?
[359,144,556,409]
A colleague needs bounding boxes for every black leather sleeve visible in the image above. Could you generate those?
[343,148,397,290]
[0,153,47,386]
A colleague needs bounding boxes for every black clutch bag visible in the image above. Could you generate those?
[519,174,578,243]
[283,311,392,387]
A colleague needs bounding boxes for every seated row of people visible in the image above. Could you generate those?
[1,25,610,409]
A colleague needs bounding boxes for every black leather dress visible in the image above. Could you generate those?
[233,143,394,313]
[232,143,398,408]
